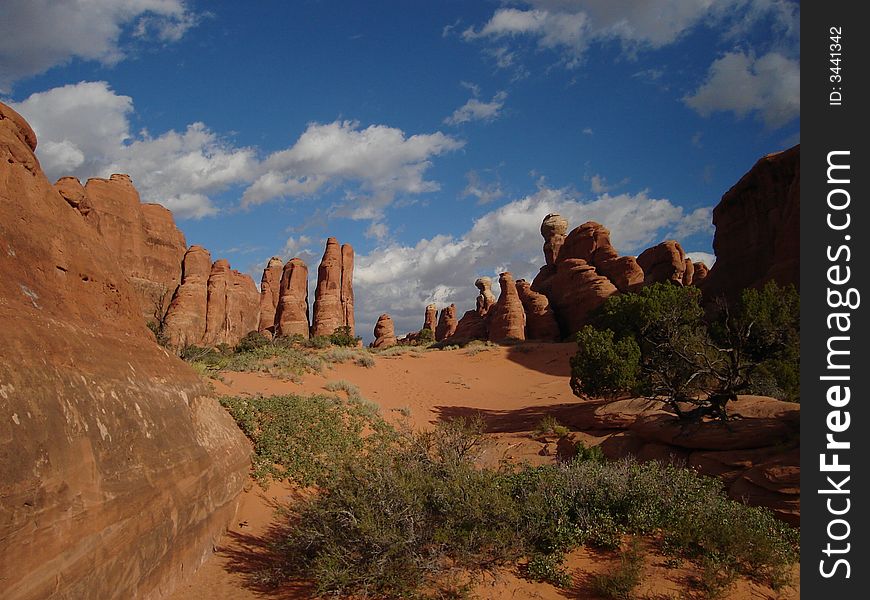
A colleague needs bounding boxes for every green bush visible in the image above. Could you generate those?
[417,327,435,344]
[235,330,270,353]
[590,538,645,599]
[329,325,361,347]
[570,326,641,398]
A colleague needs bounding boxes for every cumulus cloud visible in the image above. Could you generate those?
[683,50,800,128]
[0,0,198,91]
[354,185,713,337]
[686,251,716,268]
[461,170,504,205]
[242,121,464,218]
[10,81,256,219]
[444,91,508,125]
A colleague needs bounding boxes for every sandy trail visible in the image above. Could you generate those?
[169,344,799,600]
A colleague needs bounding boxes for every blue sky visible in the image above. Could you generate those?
[1,0,799,340]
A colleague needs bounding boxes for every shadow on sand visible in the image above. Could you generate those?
[501,341,577,377]
[432,400,606,433]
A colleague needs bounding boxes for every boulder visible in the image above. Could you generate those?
[0,101,250,600]
[54,176,99,228]
[636,240,687,286]
[682,258,695,286]
[692,261,709,286]
[162,245,213,348]
[371,313,398,349]
[453,309,489,342]
[475,276,497,315]
[630,411,796,451]
[702,145,800,301]
[275,258,310,338]
[435,304,458,342]
[257,256,284,337]
[515,279,560,341]
[589,398,669,429]
[556,221,644,292]
[488,272,526,343]
[729,449,800,525]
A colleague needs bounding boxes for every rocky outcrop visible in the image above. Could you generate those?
[682,258,695,286]
[163,245,213,348]
[55,176,99,228]
[257,257,284,337]
[275,258,310,338]
[424,303,438,333]
[692,261,709,286]
[541,213,568,266]
[636,240,687,286]
[75,174,187,325]
[0,101,250,600]
[547,259,619,336]
[475,277,497,315]
[371,313,398,349]
[702,145,800,300]
[516,279,560,341]
[557,222,644,292]
[341,244,355,336]
[435,304,458,342]
[203,260,260,347]
[311,238,354,337]
[488,272,526,343]
[453,309,489,341]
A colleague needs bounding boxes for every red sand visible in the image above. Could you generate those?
[170,344,799,599]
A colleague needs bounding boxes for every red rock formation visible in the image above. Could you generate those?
[275,258,310,338]
[202,260,260,347]
[311,238,354,337]
[341,243,355,336]
[488,272,526,343]
[453,309,489,341]
[541,213,568,266]
[163,245,213,348]
[558,221,644,292]
[636,240,687,286]
[516,279,560,341]
[423,303,438,333]
[0,101,250,600]
[54,176,99,228]
[475,276,497,315]
[435,304,458,341]
[682,258,695,286]
[257,256,284,337]
[81,174,187,324]
[702,145,800,300]
[547,259,618,336]
[371,313,398,349]
[692,261,709,286]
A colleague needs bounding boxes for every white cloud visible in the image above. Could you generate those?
[684,50,800,128]
[354,185,713,338]
[10,81,257,219]
[461,170,504,205]
[242,121,464,219]
[588,173,628,194]
[686,251,716,267]
[0,0,197,91]
[582,127,594,135]
[444,91,508,125]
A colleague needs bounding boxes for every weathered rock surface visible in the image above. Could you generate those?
[341,243,355,336]
[311,238,355,337]
[423,303,438,333]
[692,261,709,286]
[682,258,695,286]
[435,304,458,341]
[203,260,260,347]
[636,240,687,286]
[547,259,618,336]
[257,257,284,337]
[515,279,560,341]
[0,101,250,600]
[163,245,213,348]
[541,213,568,266]
[275,258,310,338]
[488,272,526,343]
[557,222,644,292]
[452,309,489,342]
[371,313,398,349]
[82,174,187,325]
[702,145,800,300]
[54,176,100,228]
[475,277,497,315]
[728,449,800,525]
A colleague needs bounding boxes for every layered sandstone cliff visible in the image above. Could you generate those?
[0,101,250,600]
[311,238,355,337]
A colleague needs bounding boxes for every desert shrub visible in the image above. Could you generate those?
[570,326,641,398]
[590,537,645,599]
[322,346,376,368]
[574,440,605,463]
[236,330,270,353]
[417,327,435,344]
[329,325,361,347]
[324,379,361,397]
[219,393,390,486]
[533,415,569,438]
[181,343,324,380]
[376,345,426,357]
[526,552,572,588]
[305,335,333,349]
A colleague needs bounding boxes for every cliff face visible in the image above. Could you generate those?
[702,145,800,300]
[0,102,251,600]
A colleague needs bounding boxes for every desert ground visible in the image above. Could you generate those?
[168,343,799,600]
